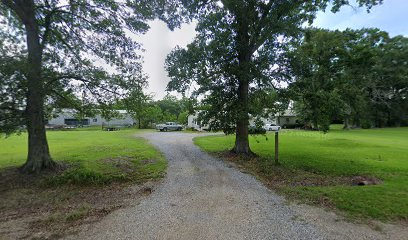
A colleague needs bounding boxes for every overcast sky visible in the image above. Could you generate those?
[138,0,408,100]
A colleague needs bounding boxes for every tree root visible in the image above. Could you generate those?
[230,148,257,158]
[20,158,58,174]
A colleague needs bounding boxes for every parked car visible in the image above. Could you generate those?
[263,123,281,131]
[156,122,183,131]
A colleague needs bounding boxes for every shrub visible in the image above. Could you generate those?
[361,120,372,129]
[249,126,266,135]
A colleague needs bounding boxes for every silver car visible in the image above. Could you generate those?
[263,123,281,131]
[156,122,183,131]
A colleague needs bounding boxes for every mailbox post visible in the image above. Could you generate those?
[274,129,279,165]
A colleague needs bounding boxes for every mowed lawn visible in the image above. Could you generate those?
[0,128,165,184]
[194,127,408,221]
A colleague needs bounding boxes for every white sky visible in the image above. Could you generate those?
[138,1,408,100]
[138,20,196,99]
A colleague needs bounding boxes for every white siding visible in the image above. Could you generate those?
[47,109,135,126]
[187,113,209,131]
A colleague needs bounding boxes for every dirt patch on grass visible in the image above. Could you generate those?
[217,151,382,188]
[0,164,162,239]
[102,156,135,173]
[141,159,157,164]
[213,151,386,213]
[0,163,69,189]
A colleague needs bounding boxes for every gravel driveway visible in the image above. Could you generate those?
[67,132,406,240]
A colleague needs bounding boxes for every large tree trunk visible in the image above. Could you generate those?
[231,10,253,155]
[16,0,55,173]
[232,80,251,154]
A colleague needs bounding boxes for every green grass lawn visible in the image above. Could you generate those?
[0,128,165,237]
[0,128,165,185]
[194,126,408,222]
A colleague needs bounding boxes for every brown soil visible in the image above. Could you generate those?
[0,166,160,239]
[216,151,382,188]
[214,151,385,211]
[102,157,135,173]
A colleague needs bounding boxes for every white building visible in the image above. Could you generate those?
[187,113,210,131]
[47,109,135,127]
[276,109,298,126]
[249,115,277,126]
[187,109,297,130]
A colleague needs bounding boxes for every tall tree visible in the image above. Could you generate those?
[141,104,164,128]
[338,28,387,128]
[288,29,345,131]
[156,94,183,120]
[166,0,382,154]
[289,28,408,130]
[122,87,152,129]
[0,0,180,172]
[377,35,408,126]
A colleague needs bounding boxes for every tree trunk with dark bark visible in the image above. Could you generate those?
[232,14,252,155]
[232,80,251,154]
[11,0,56,173]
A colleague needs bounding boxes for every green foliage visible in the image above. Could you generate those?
[0,1,188,136]
[178,111,189,125]
[289,28,408,130]
[195,127,408,221]
[120,89,153,128]
[156,95,183,119]
[0,51,26,135]
[248,125,266,135]
[139,104,164,128]
[165,0,383,145]
[119,93,196,128]
[0,0,189,170]
[289,29,345,131]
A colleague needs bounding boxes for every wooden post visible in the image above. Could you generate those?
[275,131,279,165]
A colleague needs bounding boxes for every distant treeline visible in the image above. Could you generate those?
[288,28,408,131]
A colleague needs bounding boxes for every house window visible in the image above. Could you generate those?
[93,118,98,122]
[286,117,290,123]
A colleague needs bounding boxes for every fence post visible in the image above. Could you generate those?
[275,131,279,165]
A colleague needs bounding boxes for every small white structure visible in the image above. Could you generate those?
[276,109,297,126]
[188,109,297,129]
[187,113,210,131]
[47,109,135,126]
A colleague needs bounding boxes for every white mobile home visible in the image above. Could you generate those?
[47,109,135,127]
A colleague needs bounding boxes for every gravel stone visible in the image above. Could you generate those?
[66,132,407,240]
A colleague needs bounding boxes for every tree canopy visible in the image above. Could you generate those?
[0,0,183,172]
[166,0,383,154]
[289,28,408,131]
